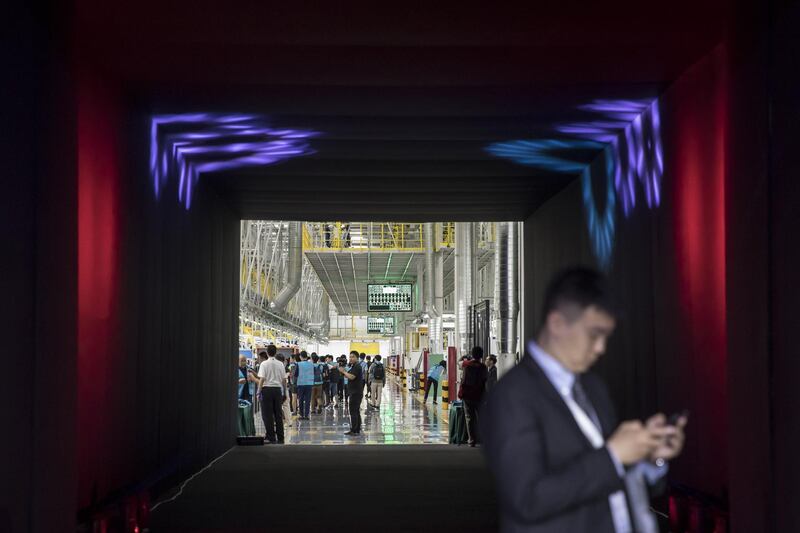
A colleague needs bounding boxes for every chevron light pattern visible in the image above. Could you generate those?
[557,99,664,217]
[150,114,318,209]
[485,98,663,269]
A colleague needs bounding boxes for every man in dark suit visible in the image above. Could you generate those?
[482,267,687,532]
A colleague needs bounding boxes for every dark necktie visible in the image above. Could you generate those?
[571,376,602,431]
[573,379,656,532]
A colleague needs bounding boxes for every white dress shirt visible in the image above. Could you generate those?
[258,357,286,388]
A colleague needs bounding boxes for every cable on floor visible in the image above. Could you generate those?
[150,447,235,512]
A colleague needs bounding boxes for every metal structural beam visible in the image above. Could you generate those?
[240,220,329,339]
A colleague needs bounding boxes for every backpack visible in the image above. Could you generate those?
[321,363,330,382]
[313,364,322,383]
[372,363,385,381]
[329,366,340,382]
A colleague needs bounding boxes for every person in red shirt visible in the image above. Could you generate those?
[459,346,489,446]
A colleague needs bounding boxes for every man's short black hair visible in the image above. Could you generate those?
[360,353,366,359]
[258,351,268,359]
[300,351,309,359]
[471,346,484,360]
[540,267,615,328]
[267,344,277,357]
[374,355,381,361]
[350,350,360,357]
[312,353,319,362]
[487,355,497,364]
[366,355,371,361]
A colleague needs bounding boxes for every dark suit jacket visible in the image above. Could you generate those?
[481,354,658,532]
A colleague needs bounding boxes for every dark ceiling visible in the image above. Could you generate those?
[75,1,726,221]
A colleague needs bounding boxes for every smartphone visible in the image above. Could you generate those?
[667,409,689,426]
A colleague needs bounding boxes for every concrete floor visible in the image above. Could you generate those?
[149,379,496,531]
[149,445,497,532]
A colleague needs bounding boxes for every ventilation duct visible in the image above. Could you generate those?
[424,223,437,318]
[455,222,475,356]
[424,222,441,351]
[494,222,519,356]
[270,221,302,311]
[429,316,442,354]
[308,293,330,336]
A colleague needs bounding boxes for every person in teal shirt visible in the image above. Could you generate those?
[295,351,315,419]
[425,360,447,404]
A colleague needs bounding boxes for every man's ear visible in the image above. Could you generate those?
[546,310,566,338]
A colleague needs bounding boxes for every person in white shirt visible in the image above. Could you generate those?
[257,345,287,444]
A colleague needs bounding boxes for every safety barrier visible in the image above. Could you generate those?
[441,379,449,409]
[418,372,425,394]
[439,222,455,248]
[303,222,425,252]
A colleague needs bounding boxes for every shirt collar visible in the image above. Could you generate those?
[527,339,575,398]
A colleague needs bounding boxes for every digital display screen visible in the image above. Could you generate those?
[367,283,413,312]
[367,316,395,334]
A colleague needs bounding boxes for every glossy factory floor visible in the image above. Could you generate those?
[254,378,450,445]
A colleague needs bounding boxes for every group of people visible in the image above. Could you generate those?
[239,343,499,446]
[423,353,498,401]
[238,348,387,441]
[420,347,498,447]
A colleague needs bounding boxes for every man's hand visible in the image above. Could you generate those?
[607,420,663,466]
[646,413,687,462]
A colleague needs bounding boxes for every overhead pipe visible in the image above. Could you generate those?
[494,222,519,361]
[308,293,330,336]
[424,223,437,318]
[424,222,442,351]
[455,222,475,356]
[270,221,302,311]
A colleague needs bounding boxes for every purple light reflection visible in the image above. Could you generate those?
[556,99,663,216]
[150,113,318,209]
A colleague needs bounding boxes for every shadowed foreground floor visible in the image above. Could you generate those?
[150,445,498,532]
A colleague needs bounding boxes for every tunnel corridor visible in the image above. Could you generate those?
[3,1,800,532]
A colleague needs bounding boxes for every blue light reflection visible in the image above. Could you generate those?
[485,98,663,269]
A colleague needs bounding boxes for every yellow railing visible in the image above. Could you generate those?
[304,222,425,252]
[439,222,455,249]
[302,222,490,252]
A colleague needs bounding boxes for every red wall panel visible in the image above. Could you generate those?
[662,46,729,493]
[77,71,128,507]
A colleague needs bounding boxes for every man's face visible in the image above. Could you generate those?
[550,305,616,373]
[239,355,247,367]
[486,358,494,368]
[349,353,359,365]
